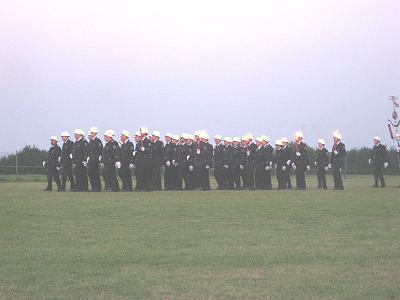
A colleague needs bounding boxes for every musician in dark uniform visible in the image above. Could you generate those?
[139,127,153,191]
[133,131,145,191]
[254,137,267,190]
[315,139,329,190]
[60,131,75,191]
[291,132,310,190]
[369,136,389,188]
[43,136,62,191]
[119,130,135,191]
[193,133,211,191]
[185,135,196,190]
[72,129,89,191]
[163,133,177,190]
[262,135,274,190]
[274,139,285,189]
[222,137,234,190]
[329,131,346,190]
[150,131,164,191]
[101,130,121,192]
[231,137,243,190]
[281,138,292,189]
[213,135,225,189]
[87,126,103,192]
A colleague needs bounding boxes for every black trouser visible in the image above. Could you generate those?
[223,166,234,189]
[74,163,88,191]
[177,164,185,190]
[243,165,254,189]
[373,165,385,187]
[214,166,224,189]
[46,166,61,190]
[88,162,102,191]
[119,164,132,191]
[150,164,162,191]
[332,164,344,190]
[143,163,152,191]
[164,165,178,190]
[185,165,195,190]
[231,166,241,189]
[104,163,119,192]
[317,167,327,189]
[61,163,75,191]
[135,163,145,191]
[295,164,306,190]
[255,167,266,189]
[265,169,272,190]
[194,165,210,190]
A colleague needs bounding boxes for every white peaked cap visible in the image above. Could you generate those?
[281,137,289,143]
[140,127,149,134]
[165,132,173,138]
[233,137,241,142]
[50,136,58,141]
[333,131,342,139]
[152,131,161,137]
[202,134,209,140]
[104,130,115,138]
[214,135,223,140]
[275,139,283,146]
[261,135,270,142]
[134,131,141,136]
[241,136,248,141]
[318,139,326,145]
[246,133,254,140]
[295,131,303,139]
[121,130,130,138]
[373,136,381,141]
[256,137,263,143]
[60,131,70,137]
[172,135,180,141]
[194,130,201,136]
[224,136,232,142]
[188,135,194,140]
[74,129,85,135]
[89,126,99,133]
[181,133,189,139]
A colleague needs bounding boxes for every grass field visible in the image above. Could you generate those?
[1,176,400,299]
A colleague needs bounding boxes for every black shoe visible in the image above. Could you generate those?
[43,188,52,191]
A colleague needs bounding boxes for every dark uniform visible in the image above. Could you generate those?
[292,141,309,190]
[134,141,145,191]
[193,141,211,190]
[274,147,284,189]
[330,142,346,190]
[264,144,274,190]
[213,142,226,189]
[185,142,196,190]
[60,139,75,191]
[254,145,267,189]
[44,144,62,191]
[72,137,89,191]
[120,140,135,191]
[102,139,121,192]
[87,137,103,192]
[280,145,292,189]
[241,143,255,190]
[315,147,329,189]
[231,144,243,189]
[151,139,164,191]
[164,141,178,190]
[141,135,153,191]
[222,144,234,189]
[370,142,388,187]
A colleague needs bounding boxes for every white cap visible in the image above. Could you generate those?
[202,134,209,140]
[246,133,254,140]
[373,136,381,141]
[224,136,232,142]
[121,130,130,138]
[134,131,141,137]
[165,132,173,138]
[188,135,194,140]
[152,131,161,137]
[104,130,115,138]
[281,137,289,143]
[74,129,85,135]
[172,135,180,141]
[140,127,149,134]
[214,135,223,140]
[261,135,270,142]
[89,126,99,133]
[233,137,241,143]
[275,139,283,146]
[50,136,58,141]
[318,139,326,145]
[241,136,248,141]
[256,136,263,143]
[60,131,70,137]
[295,131,303,139]
[194,130,202,136]
[333,131,342,139]
[181,133,189,139]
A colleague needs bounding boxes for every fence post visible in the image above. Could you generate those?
[15,150,18,181]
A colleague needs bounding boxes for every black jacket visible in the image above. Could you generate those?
[88,137,103,164]
[61,139,74,166]
[330,142,346,167]
[102,140,121,165]
[120,140,135,165]
[370,143,388,166]
[45,145,61,168]
[72,138,88,164]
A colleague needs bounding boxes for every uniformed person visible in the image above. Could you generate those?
[43,136,62,191]
[231,137,243,190]
[369,136,389,188]
[329,131,346,190]
[213,134,225,189]
[291,131,310,190]
[133,131,145,191]
[101,130,121,192]
[163,133,177,190]
[315,139,329,189]
[185,135,196,190]
[119,130,135,191]
[139,127,153,191]
[193,133,211,190]
[241,134,255,190]
[203,134,213,190]
[274,139,285,189]
[254,137,267,190]
[59,131,75,191]
[281,137,292,189]
[261,135,274,190]
[72,129,89,191]
[87,126,103,192]
[222,137,234,189]
[150,131,164,191]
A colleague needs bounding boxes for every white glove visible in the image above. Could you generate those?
[246,151,250,157]
[189,165,194,172]
[265,166,270,171]
[223,165,229,169]
[205,165,210,170]
[87,157,90,163]
[129,164,134,170]
[307,165,311,171]
[339,168,342,172]
[98,155,102,162]
[368,159,372,165]
[141,146,145,152]
[56,167,61,171]
[58,157,61,162]
[133,151,137,156]
[72,164,76,169]
[287,160,291,165]
[292,164,296,170]
[166,161,171,167]
[325,166,329,171]
[328,163,332,169]
[334,150,338,155]
[282,166,287,171]
[42,161,46,167]
[115,161,121,169]
[187,155,190,160]
[384,162,389,168]
[269,162,273,167]
[239,165,244,170]
[99,163,104,169]
[314,161,317,166]
[174,161,178,167]
[296,151,301,157]
[82,161,87,167]
[69,154,73,159]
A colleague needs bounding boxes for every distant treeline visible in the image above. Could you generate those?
[0,144,399,175]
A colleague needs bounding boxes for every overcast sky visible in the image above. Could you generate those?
[1,0,399,152]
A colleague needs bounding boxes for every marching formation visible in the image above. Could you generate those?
[42,127,390,192]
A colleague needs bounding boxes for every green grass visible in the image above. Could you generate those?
[0,176,400,299]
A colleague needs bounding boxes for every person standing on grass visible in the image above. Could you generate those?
[119,130,135,192]
[315,139,329,190]
[60,131,75,191]
[213,134,225,190]
[274,139,285,189]
[163,133,177,191]
[231,137,243,190]
[280,137,292,189]
[43,136,62,191]
[291,131,310,190]
[72,129,89,192]
[87,126,103,192]
[261,135,274,190]
[328,131,346,190]
[254,137,267,190]
[101,130,121,192]
[369,136,389,188]
[222,137,234,190]
[150,131,164,191]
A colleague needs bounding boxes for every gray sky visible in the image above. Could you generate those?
[1,0,399,152]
